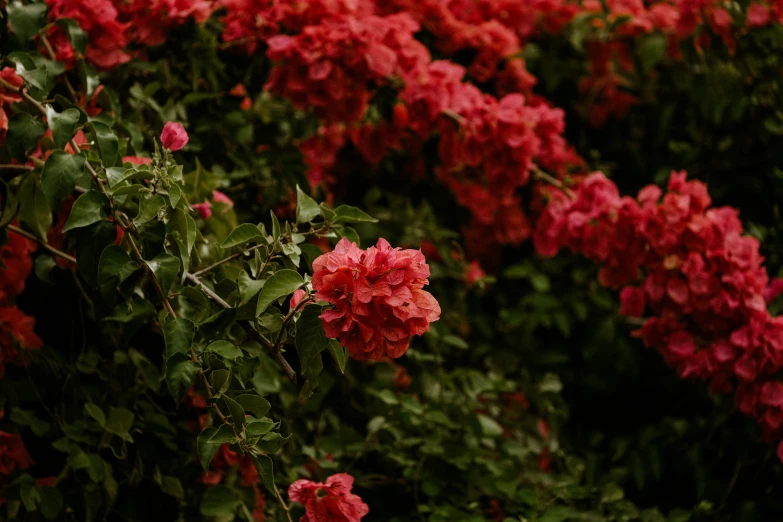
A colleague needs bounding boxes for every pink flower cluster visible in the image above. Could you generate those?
[311,238,440,360]
[534,171,783,459]
[265,13,427,123]
[43,0,212,69]
[0,229,43,377]
[288,473,369,522]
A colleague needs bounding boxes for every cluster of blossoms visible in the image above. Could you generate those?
[43,0,212,69]
[0,229,43,377]
[288,473,369,522]
[0,431,33,484]
[231,0,582,255]
[311,238,441,360]
[534,171,783,459]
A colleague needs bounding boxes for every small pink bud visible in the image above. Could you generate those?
[192,201,212,219]
[161,122,189,151]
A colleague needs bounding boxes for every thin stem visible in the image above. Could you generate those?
[271,294,314,350]
[532,167,576,200]
[191,243,268,277]
[274,484,295,522]
[38,31,79,102]
[116,213,176,317]
[184,272,298,383]
[0,77,46,115]
[8,224,77,264]
[0,164,33,173]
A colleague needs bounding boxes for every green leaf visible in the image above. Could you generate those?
[63,190,110,232]
[54,95,88,126]
[46,107,81,150]
[251,454,275,494]
[104,407,135,440]
[270,210,280,240]
[10,408,50,436]
[256,432,289,454]
[55,18,87,55]
[83,403,105,427]
[18,61,64,98]
[296,185,320,224]
[7,2,47,43]
[145,253,180,296]
[638,34,667,74]
[205,340,243,360]
[332,205,378,224]
[296,305,329,377]
[221,223,265,248]
[477,414,503,437]
[238,271,264,305]
[223,395,246,433]
[165,352,200,402]
[210,369,232,395]
[167,183,183,209]
[327,339,348,374]
[335,226,360,247]
[37,486,63,521]
[74,220,116,286]
[18,173,52,239]
[246,418,275,437]
[135,194,166,225]
[7,113,47,162]
[235,394,271,418]
[163,318,195,358]
[207,423,238,444]
[255,269,303,316]
[87,121,119,168]
[97,245,139,297]
[197,427,220,471]
[160,476,184,500]
[200,486,239,516]
[41,150,85,209]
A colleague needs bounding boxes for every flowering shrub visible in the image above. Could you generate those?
[1,0,783,520]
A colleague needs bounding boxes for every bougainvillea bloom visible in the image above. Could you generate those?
[465,260,486,286]
[311,238,440,360]
[160,121,189,150]
[0,431,33,478]
[288,473,369,522]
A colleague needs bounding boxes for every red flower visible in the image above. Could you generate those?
[0,432,33,479]
[123,156,153,166]
[290,289,307,310]
[288,473,369,522]
[192,201,212,220]
[311,238,440,360]
[160,121,189,151]
[212,190,234,209]
[464,260,485,286]
[0,307,43,377]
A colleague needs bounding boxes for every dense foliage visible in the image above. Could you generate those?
[1,0,783,521]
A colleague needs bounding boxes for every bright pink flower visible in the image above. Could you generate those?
[212,191,234,208]
[290,289,307,310]
[747,2,771,27]
[192,201,212,219]
[311,238,440,360]
[160,122,189,151]
[288,473,369,522]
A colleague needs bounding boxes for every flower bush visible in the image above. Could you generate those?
[1,0,783,520]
